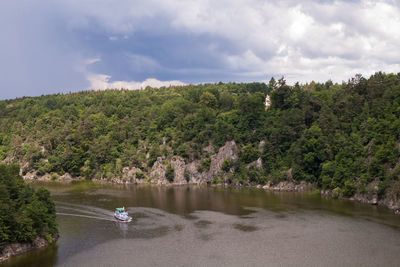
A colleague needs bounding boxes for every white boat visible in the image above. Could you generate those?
[114,207,132,222]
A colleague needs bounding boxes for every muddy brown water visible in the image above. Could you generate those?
[2,182,400,267]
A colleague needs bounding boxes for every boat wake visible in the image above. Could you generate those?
[56,212,116,222]
[56,201,116,222]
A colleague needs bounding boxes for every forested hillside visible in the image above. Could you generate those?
[0,72,399,202]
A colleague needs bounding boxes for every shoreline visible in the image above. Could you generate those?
[25,176,400,215]
[0,234,58,263]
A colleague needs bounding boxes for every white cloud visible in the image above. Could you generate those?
[48,0,400,83]
[87,73,185,90]
[3,0,400,100]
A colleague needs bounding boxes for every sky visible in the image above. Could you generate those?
[1,0,400,99]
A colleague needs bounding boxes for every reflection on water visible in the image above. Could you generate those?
[2,182,400,267]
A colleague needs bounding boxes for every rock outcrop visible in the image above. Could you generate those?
[207,141,238,181]
[258,140,265,153]
[352,181,379,205]
[185,160,203,184]
[121,166,146,184]
[262,181,313,191]
[147,141,239,185]
[150,157,167,185]
[23,172,78,182]
[170,156,187,184]
[60,173,73,181]
[247,157,263,171]
[0,234,58,263]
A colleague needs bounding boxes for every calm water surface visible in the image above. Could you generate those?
[2,182,400,267]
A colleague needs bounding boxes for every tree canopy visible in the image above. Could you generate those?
[0,73,399,199]
[0,164,57,248]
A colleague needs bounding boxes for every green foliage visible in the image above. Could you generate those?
[222,158,231,172]
[184,171,190,182]
[1,73,400,199]
[0,164,57,248]
[211,176,223,184]
[200,91,218,108]
[197,158,211,173]
[136,171,145,180]
[240,144,260,164]
[166,165,174,183]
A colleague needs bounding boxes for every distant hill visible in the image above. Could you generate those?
[0,73,399,211]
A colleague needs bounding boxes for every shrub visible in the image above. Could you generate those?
[166,165,174,182]
[222,158,231,172]
[197,158,211,173]
[50,172,59,181]
[332,187,342,199]
[36,167,46,176]
[211,176,223,184]
[240,144,260,164]
[184,171,190,182]
[136,172,145,180]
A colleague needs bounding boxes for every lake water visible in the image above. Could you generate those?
[2,182,400,267]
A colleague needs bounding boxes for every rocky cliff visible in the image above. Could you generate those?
[0,234,58,263]
[21,140,400,214]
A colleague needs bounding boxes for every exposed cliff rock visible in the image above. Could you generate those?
[23,172,78,182]
[0,234,58,263]
[170,156,187,184]
[185,160,203,184]
[203,143,215,154]
[145,141,239,185]
[60,173,73,181]
[258,140,265,153]
[379,181,400,213]
[121,166,147,184]
[352,181,379,205]
[321,181,400,214]
[262,181,313,191]
[207,141,238,181]
[23,171,39,181]
[150,157,167,185]
[247,157,263,171]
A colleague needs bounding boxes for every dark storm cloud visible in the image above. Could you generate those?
[1,0,399,99]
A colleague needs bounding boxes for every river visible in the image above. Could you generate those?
[2,182,400,266]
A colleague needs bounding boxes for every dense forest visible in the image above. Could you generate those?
[0,164,57,249]
[0,72,399,200]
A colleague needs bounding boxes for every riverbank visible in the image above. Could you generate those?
[0,234,58,263]
[24,174,400,215]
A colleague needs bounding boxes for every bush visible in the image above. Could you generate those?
[378,179,391,198]
[211,176,223,184]
[136,171,145,180]
[197,158,211,173]
[184,171,190,182]
[36,167,46,176]
[343,179,356,197]
[332,187,342,199]
[166,165,174,182]
[222,158,231,172]
[248,169,259,183]
[240,144,260,164]
[50,172,59,181]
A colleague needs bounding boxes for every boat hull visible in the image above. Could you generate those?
[114,213,132,222]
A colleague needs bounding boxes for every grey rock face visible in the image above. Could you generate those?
[258,140,265,153]
[170,156,186,184]
[150,157,167,185]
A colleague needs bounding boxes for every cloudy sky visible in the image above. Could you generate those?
[1,0,400,99]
